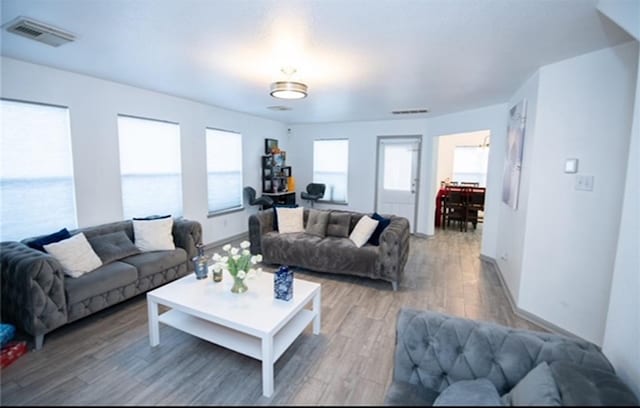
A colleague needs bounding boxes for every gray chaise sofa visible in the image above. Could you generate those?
[248,208,410,290]
[385,308,639,406]
[0,218,202,349]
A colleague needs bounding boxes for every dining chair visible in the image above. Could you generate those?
[442,187,468,231]
[466,187,486,229]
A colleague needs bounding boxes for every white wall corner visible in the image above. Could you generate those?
[602,51,640,399]
[597,0,640,41]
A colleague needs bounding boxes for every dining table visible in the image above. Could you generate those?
[435,186,486,229]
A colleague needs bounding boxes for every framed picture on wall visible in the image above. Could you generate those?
[265,138,278,155]
[502,99,527,210]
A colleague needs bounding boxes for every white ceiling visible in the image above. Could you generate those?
[0,0,632,124]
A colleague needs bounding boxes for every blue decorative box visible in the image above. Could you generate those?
[274,265,293,301]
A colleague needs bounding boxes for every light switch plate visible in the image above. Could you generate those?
[565,158,578,173]
[575,175,594,191]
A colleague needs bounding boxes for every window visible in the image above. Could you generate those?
[452,146,489,187]
[313,139,349,203]
[206,128,243,214]
[383,144,413,191]
[117,115,182,219]
[0,99,77,241]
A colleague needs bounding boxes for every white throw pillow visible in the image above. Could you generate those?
[277,207,304,234]
[44,233,103,278]
[349,215,379,248]
[133,217,176,252]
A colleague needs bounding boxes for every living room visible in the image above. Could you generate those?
[1,0,638,405]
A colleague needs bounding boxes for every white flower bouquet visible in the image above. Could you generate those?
[211,241,263,293]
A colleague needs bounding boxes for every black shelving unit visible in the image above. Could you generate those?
[262,153,289,194]
[261,152,295,207]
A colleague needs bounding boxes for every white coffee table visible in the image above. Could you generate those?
[146,270,321,397]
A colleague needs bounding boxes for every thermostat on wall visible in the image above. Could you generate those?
[565,158,578,173]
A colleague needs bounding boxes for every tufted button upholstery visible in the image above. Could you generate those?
[1,218,200,346]
[250,208,410,288]
[0,242,68,337]
[389,308,615,397]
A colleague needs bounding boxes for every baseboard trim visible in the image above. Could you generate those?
[203,231,249,252]
[480,254,584,341]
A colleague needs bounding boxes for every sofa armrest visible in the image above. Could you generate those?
[248,209,275,255]
[172,218,202,262]
[378,216,410,286]
[0,242,68,339]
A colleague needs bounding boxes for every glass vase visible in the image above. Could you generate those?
[231,276,248,294]
[193,257,208,280]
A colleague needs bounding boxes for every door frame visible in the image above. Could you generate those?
[374,135,423,234]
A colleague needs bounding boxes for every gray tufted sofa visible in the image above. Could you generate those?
[249,208,410,290]
[0,218,202,350]
[385,308,639,406]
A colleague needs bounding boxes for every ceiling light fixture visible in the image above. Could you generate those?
[270,68,307,100]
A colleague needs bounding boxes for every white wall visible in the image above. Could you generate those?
[0,56,287,245]
[603,49,640,398]
[287,119,429,233]
[597,0,640,41]
[512,42,638,344]
[435,130,490,189]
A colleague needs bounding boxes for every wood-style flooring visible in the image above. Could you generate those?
[0,225,544,405]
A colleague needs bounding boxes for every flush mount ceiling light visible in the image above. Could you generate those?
[270,68,308,100]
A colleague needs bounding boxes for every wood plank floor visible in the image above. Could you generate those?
[0,225,545,405]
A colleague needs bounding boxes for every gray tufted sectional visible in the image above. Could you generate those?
[248,208,410,290]
[0,218,202,350]
[385,308,639,405]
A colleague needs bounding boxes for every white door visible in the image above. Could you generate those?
[376,137,420,231]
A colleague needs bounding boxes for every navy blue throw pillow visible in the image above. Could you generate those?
[133,214,171,221]
[27,228,72,252]
[272,204,299,231]
[368,212,391,246]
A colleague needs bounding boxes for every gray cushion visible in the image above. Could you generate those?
[305,209,329,237]
[434,378,504,406]
[326,212,350,237]
[88,231,140,264]
[65,261,138,304]
[501,361,560,406]
[384,380,439,406]
[550,360,640,406]
[120,248,187,278]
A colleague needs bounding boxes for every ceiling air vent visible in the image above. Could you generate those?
[391,108,430,115]
[5,17,76,47]
[267,105,292,111]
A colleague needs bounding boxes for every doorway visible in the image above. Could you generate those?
[375,136,421,232]
[433,130,490,233]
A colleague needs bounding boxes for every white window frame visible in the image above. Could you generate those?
[206,127,244,216]
[117,114,183,219]
[313,139,349,204]
[0,98,78,241]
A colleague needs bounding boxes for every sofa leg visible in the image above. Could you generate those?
[34,334,44,350]
[392,281,398,291]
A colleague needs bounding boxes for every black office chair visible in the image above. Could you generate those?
[244,186,274,210]
[300,183,326,208]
